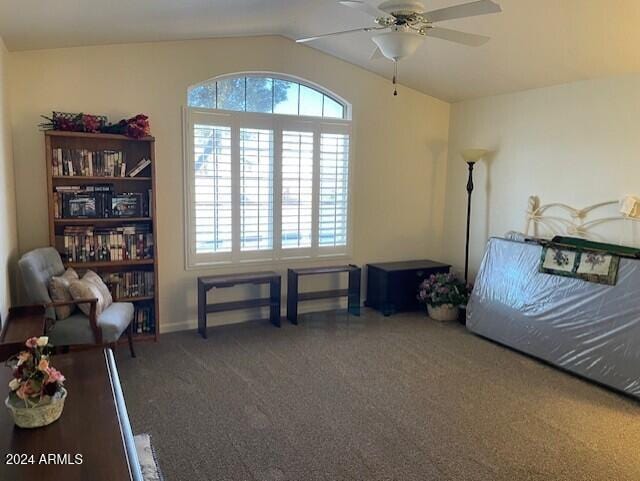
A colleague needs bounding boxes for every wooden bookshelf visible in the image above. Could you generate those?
[63,259,155,269]
[115,296,154,303]
[55,217,152,225]
[53,176,152,181]
[45,130,159,341]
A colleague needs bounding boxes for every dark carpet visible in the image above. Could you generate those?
[116,309,640,481]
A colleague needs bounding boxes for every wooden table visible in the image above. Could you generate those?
[365,259,451,316]
[198,271,281,338]
[286,265,361,324]
[0,305,46,362]
[0,349,142,481]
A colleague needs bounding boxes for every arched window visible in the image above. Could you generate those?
[188,74,347,119]
[184,73,352,267]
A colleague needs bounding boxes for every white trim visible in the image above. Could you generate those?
[184,107,353,270]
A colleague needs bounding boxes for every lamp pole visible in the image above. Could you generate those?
[461,149,487,283]
[464,161,475,283]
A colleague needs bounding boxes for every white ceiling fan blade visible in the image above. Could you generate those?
[426,27,490,46]
[297,26,387,43]
[296,27,381,43]
[339,0,389,18]
[424,0,501,23]
[370,46,384,60]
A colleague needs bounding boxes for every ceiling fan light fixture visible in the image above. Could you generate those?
[378,1,425,15]
[371,31,424,61]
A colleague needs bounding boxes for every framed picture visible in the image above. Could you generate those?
[539,246,619,285]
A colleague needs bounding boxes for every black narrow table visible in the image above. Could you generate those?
[365,259,451,316]
[287,265,361,324]
[197,271,281,338]
[0,349,142,481]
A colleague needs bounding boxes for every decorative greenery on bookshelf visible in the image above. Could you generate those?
[40,111,151,139]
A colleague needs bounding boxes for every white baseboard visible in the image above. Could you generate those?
[159,297,354,334]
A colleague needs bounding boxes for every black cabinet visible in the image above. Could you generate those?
[365,260,451,316]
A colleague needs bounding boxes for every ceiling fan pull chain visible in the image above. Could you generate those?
[393,60,398,96]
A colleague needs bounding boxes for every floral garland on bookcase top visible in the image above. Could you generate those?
[39,111,151,139]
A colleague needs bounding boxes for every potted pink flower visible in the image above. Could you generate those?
[417,273,472,321]
[4,336,67,428]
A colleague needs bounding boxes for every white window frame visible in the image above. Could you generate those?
[184,106,353,269]
[188,71,351,120]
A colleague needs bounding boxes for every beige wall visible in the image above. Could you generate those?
[443,73,640,278]
[9,36,450,331]
[0,36,18,324]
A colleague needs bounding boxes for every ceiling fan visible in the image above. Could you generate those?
[296,0,502,94]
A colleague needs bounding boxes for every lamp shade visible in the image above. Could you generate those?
[461,149,488,163]
[372,31,424,61]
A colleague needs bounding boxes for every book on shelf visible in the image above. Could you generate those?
[54,184,112,218]
[61,225,154,263]
[111,193,143,217]
[102,271,155,299]
[132,304,154,334]
[53,185,149,219]
[127,158,151,177]
[52,148,128,177]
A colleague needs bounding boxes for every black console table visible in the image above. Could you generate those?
[287,265,361,324]
[365,259,450,316]
[198,271,281,338]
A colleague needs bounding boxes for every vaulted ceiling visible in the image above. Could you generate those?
[1,0,639,102]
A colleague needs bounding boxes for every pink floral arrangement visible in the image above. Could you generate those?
[6,337,65,408]
[39,112,106,133]
[40,111,151,139]
[100,114,151,138]
[125,114,151,139]
[417,272,472,308]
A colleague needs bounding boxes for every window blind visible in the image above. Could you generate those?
[193,124,232,253]
[319,133,349,247]
[240,128,274,251]
[186,106,351,267]
[281,131,314,249]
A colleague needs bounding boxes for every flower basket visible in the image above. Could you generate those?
[417,272,472,322]
[4,336,67,429]
[5,387,67,428]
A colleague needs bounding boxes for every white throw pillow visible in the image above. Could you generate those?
[69,270,113,318]
[48,268,79,319]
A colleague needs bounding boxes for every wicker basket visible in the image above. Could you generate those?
[5,387,67,429]
[427,304,460,322]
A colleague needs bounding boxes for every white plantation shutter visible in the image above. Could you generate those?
[240,128,273,251]
[281,131,314,249]
[319,133,349,247]
[185,101,351,267]
[192,123,232,254]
